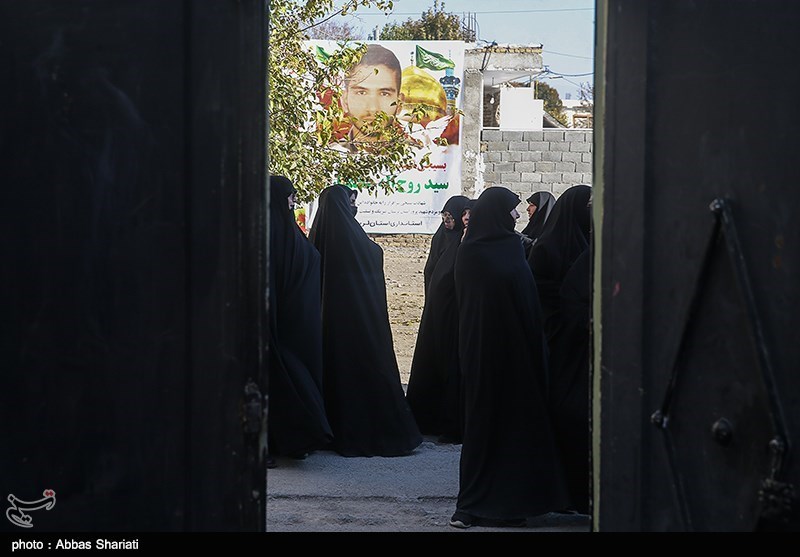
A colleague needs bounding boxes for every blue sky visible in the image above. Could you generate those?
[332,0,595,99]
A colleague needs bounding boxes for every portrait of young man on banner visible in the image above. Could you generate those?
[309,40,465,234]
[336,44,411,153]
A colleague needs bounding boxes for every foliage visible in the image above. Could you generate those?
[378,0,475,41]
[269,0,426,200]
[579,81,594,104]
[306,18,364,41]
[574,81,594,128]
[534,80,569,126]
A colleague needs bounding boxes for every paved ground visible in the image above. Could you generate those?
[266,436,590,533]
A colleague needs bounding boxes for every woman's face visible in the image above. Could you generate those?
[510,208,520,221]
[526,203,537,218]
[442,211,455,230]
[461,208,471,228]
[288,192,297,210]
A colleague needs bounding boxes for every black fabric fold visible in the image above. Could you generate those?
[548,247,592,514]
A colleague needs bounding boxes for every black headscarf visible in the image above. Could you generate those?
[267,175,333,457]
[521,191,556,240]
[548,247,592,514]
[453,187,568,522]
[423,195,470,296]
[406,195,471,440]
[336,184,359,216]
[527,184,592,336]
[309,185,422,457]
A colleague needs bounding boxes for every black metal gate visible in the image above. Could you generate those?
[595,0,799,531]
[0,0,268,531]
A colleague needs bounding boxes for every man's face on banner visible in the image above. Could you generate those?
[343,63,402,139]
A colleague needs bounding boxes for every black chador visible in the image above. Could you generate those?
[521,191,556,244]
[309,185,422,457]
[452,186,568,526]
[267,176,333,458]
[406,195,470,441]
[527,184,591,341]
[548,248,592,515]
[423,195,470,296]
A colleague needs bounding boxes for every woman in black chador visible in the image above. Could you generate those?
[267,176,333,460]
[450,187,568,529]
[423,195,470,296]
[521,191,556,244]
[527,185,592,514]
[406,195,470,442]
[309,185,422,457]
[527,184,591,341]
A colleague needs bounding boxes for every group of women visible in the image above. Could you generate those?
[268,177,420,465]
[407,184,592,528]
[268,174,592,528]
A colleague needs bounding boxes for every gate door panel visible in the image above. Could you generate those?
[596,0,799,531]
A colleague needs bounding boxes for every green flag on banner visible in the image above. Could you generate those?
[415,45,455,71]
[315,46,331,62]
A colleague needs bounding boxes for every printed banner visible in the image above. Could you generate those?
[305,40,465,234]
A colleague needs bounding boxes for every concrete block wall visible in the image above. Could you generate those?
[479,128,593,203]
[372,129,592,239]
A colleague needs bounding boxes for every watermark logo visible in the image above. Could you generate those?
[6,490,56,528]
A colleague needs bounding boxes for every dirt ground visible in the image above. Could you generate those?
[371,234,432,385]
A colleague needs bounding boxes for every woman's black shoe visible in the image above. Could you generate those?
[449,511,474,529]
